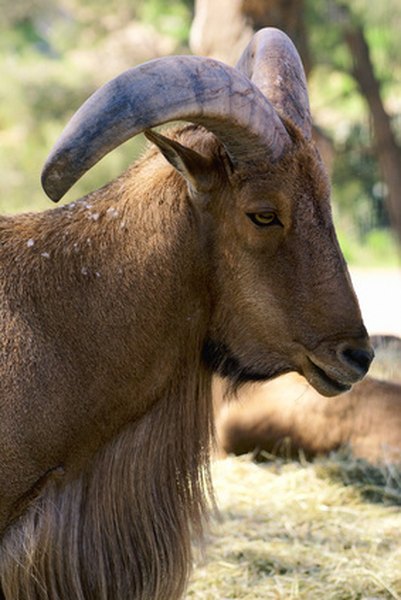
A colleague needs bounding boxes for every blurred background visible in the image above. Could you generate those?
[1,0,400,288]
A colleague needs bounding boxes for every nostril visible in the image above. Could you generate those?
[341,347,374,374]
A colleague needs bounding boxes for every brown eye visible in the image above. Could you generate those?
[247,211,282,227]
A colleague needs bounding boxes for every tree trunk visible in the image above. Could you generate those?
[190,0,309,71]
[344,24,401,244]
[241,0,311,74]
[190,0,253,64]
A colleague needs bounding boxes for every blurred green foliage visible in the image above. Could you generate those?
[0,0,400,265]
[332,124,387,231]
[306,0,401,264]
[138,0,192,43]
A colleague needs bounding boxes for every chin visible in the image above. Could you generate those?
[302,358,353,397]
[202,338,292,390]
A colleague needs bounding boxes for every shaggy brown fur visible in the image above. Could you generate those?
[0,129,219,600]
[0,353,213,600]
[0,119,372,598]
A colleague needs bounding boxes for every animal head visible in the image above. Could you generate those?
[42,28,373,396]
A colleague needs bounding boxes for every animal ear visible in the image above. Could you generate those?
[144,129,214,195]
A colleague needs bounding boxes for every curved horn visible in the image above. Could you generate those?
[236,28,312,140]
[42,55,291,202]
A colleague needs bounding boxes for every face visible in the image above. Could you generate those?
[203,143,373,396]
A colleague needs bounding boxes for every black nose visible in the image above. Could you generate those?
[341,347,374,375]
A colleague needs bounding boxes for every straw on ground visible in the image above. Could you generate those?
[187,454,401,599]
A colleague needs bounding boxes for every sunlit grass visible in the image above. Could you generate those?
[187,454,401,599]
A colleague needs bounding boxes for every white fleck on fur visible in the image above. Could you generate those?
[106,207,118,218]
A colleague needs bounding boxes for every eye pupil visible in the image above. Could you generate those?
[247,211,281,227]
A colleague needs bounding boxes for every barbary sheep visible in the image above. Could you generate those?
[215,373,401,464]
[0,28,372,600]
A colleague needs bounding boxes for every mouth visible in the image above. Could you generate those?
[303,357,352,397]
[202,338,365,397]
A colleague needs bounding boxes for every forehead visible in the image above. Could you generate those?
[234,143,331,211]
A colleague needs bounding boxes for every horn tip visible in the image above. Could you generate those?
[41,163,67,203]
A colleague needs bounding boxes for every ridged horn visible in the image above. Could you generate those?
[236,28,312,140]
[41,55,292,202]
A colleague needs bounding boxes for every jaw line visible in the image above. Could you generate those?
[202,338,354,396]
[202,338,293,389]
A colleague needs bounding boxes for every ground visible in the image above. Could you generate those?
[187,455,401,599]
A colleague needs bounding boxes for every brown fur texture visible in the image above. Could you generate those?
[0,124,372,597]
[0,130,218,599]
[0,348,213,600]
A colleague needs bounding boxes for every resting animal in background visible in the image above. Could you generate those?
[215,337,401,464]
[370,334,401,383]
[0,29,372,600]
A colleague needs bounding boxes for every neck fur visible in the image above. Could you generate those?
[0,352,215,600]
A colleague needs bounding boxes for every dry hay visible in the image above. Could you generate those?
[186,454,401,599]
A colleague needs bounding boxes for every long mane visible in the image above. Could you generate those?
[0,349,214,600]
